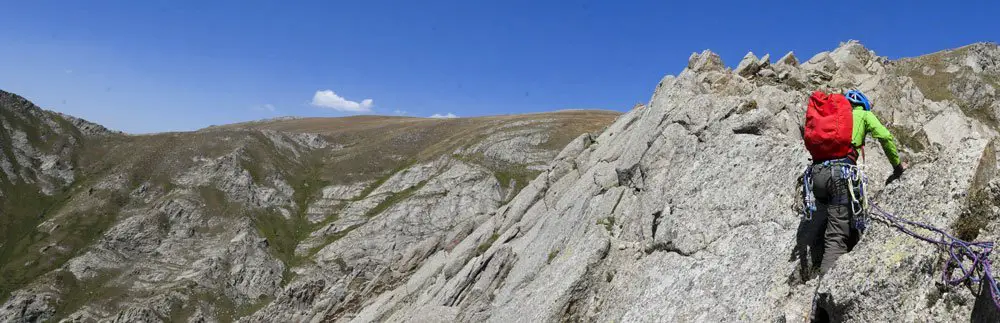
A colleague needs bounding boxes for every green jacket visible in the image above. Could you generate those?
[851,105,901,166]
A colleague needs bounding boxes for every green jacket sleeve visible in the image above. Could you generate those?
[863,112,901,166]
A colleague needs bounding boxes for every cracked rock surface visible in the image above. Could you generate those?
[352,41,1000,322]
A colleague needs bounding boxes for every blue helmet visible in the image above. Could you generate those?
[845,90,872,111]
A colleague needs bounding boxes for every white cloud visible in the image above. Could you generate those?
[429,113,458,119]
[311,90,373,112]
[393,109,408,115]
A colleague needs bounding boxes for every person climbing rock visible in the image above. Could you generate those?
[802,89,906,273]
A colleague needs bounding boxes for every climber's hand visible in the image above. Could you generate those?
[885,162,906,185]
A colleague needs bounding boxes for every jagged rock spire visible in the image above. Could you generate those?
[735,51,762,77]
[687,50,724,73]
[777,51,798,66]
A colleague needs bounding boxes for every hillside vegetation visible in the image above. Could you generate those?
[0,92,617,322]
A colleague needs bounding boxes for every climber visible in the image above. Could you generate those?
[802,89,906,273]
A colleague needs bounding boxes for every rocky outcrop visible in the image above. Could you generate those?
[736,51,763,77]
[778,51,799,67]
[455,119,558,167]
[349,41,1000,322]
[688,50,725,73]
[0,90,87,195]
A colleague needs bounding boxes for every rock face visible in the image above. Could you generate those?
[3,41,1000,322]
[348,41,1000,322]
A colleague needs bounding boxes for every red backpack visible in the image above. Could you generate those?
[804,91,854,161]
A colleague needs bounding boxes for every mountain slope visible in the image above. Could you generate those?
[0,92,618,322]
[0,92,121,322]
[349,41,1000,322]
[4,40,1000,322]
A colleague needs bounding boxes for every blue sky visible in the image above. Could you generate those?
[1,1,997,133]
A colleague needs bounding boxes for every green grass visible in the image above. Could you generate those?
[909,71,955,102]
[253,211,311,283]
[596,217,616,232]
[168,299,198,322]
[494,168,540,197]
[984,73,1000,90]
[0,99,127,304]
[0,178,120,304]
[177,289,273,323]
[197,186,246,217]
[0,103,51,151]
[363,180,428,218]
[547,249,560,264]
[51,269,127,321]
[249,151,381,285]
[902,52,955,102]
[349,162,417,202]
[251,161,329,284]
[307,224,362,257]
[453,152,541,201]
[242,159,267,184]
[475,232,499,256]
[899,52,1000,129]
[456,152,541,202]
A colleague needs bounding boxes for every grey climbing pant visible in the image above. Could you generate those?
[809,162,853,273]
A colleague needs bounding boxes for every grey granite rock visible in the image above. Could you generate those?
[349,41,1000,322]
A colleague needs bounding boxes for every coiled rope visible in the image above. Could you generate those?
[869,202,1000,309]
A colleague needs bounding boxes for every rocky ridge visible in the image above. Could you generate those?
[0,91,617,322]
[346,41,1000,322]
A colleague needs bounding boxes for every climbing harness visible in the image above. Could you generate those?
[800,159,869,232]
[842,163,869,232]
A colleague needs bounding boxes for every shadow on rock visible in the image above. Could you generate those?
[971,283,1000,323]
[813,293,848,323]
[791,213,825,283]
[789,206,864,285]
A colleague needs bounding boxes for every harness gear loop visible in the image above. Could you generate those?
[801,158,868,231]
[802,165,816,221]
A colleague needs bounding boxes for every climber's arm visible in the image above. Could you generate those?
[864,112,901,167]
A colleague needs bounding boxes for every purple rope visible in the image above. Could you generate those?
[870,202,1000,309]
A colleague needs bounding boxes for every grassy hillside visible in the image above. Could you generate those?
[0,89,620,321]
